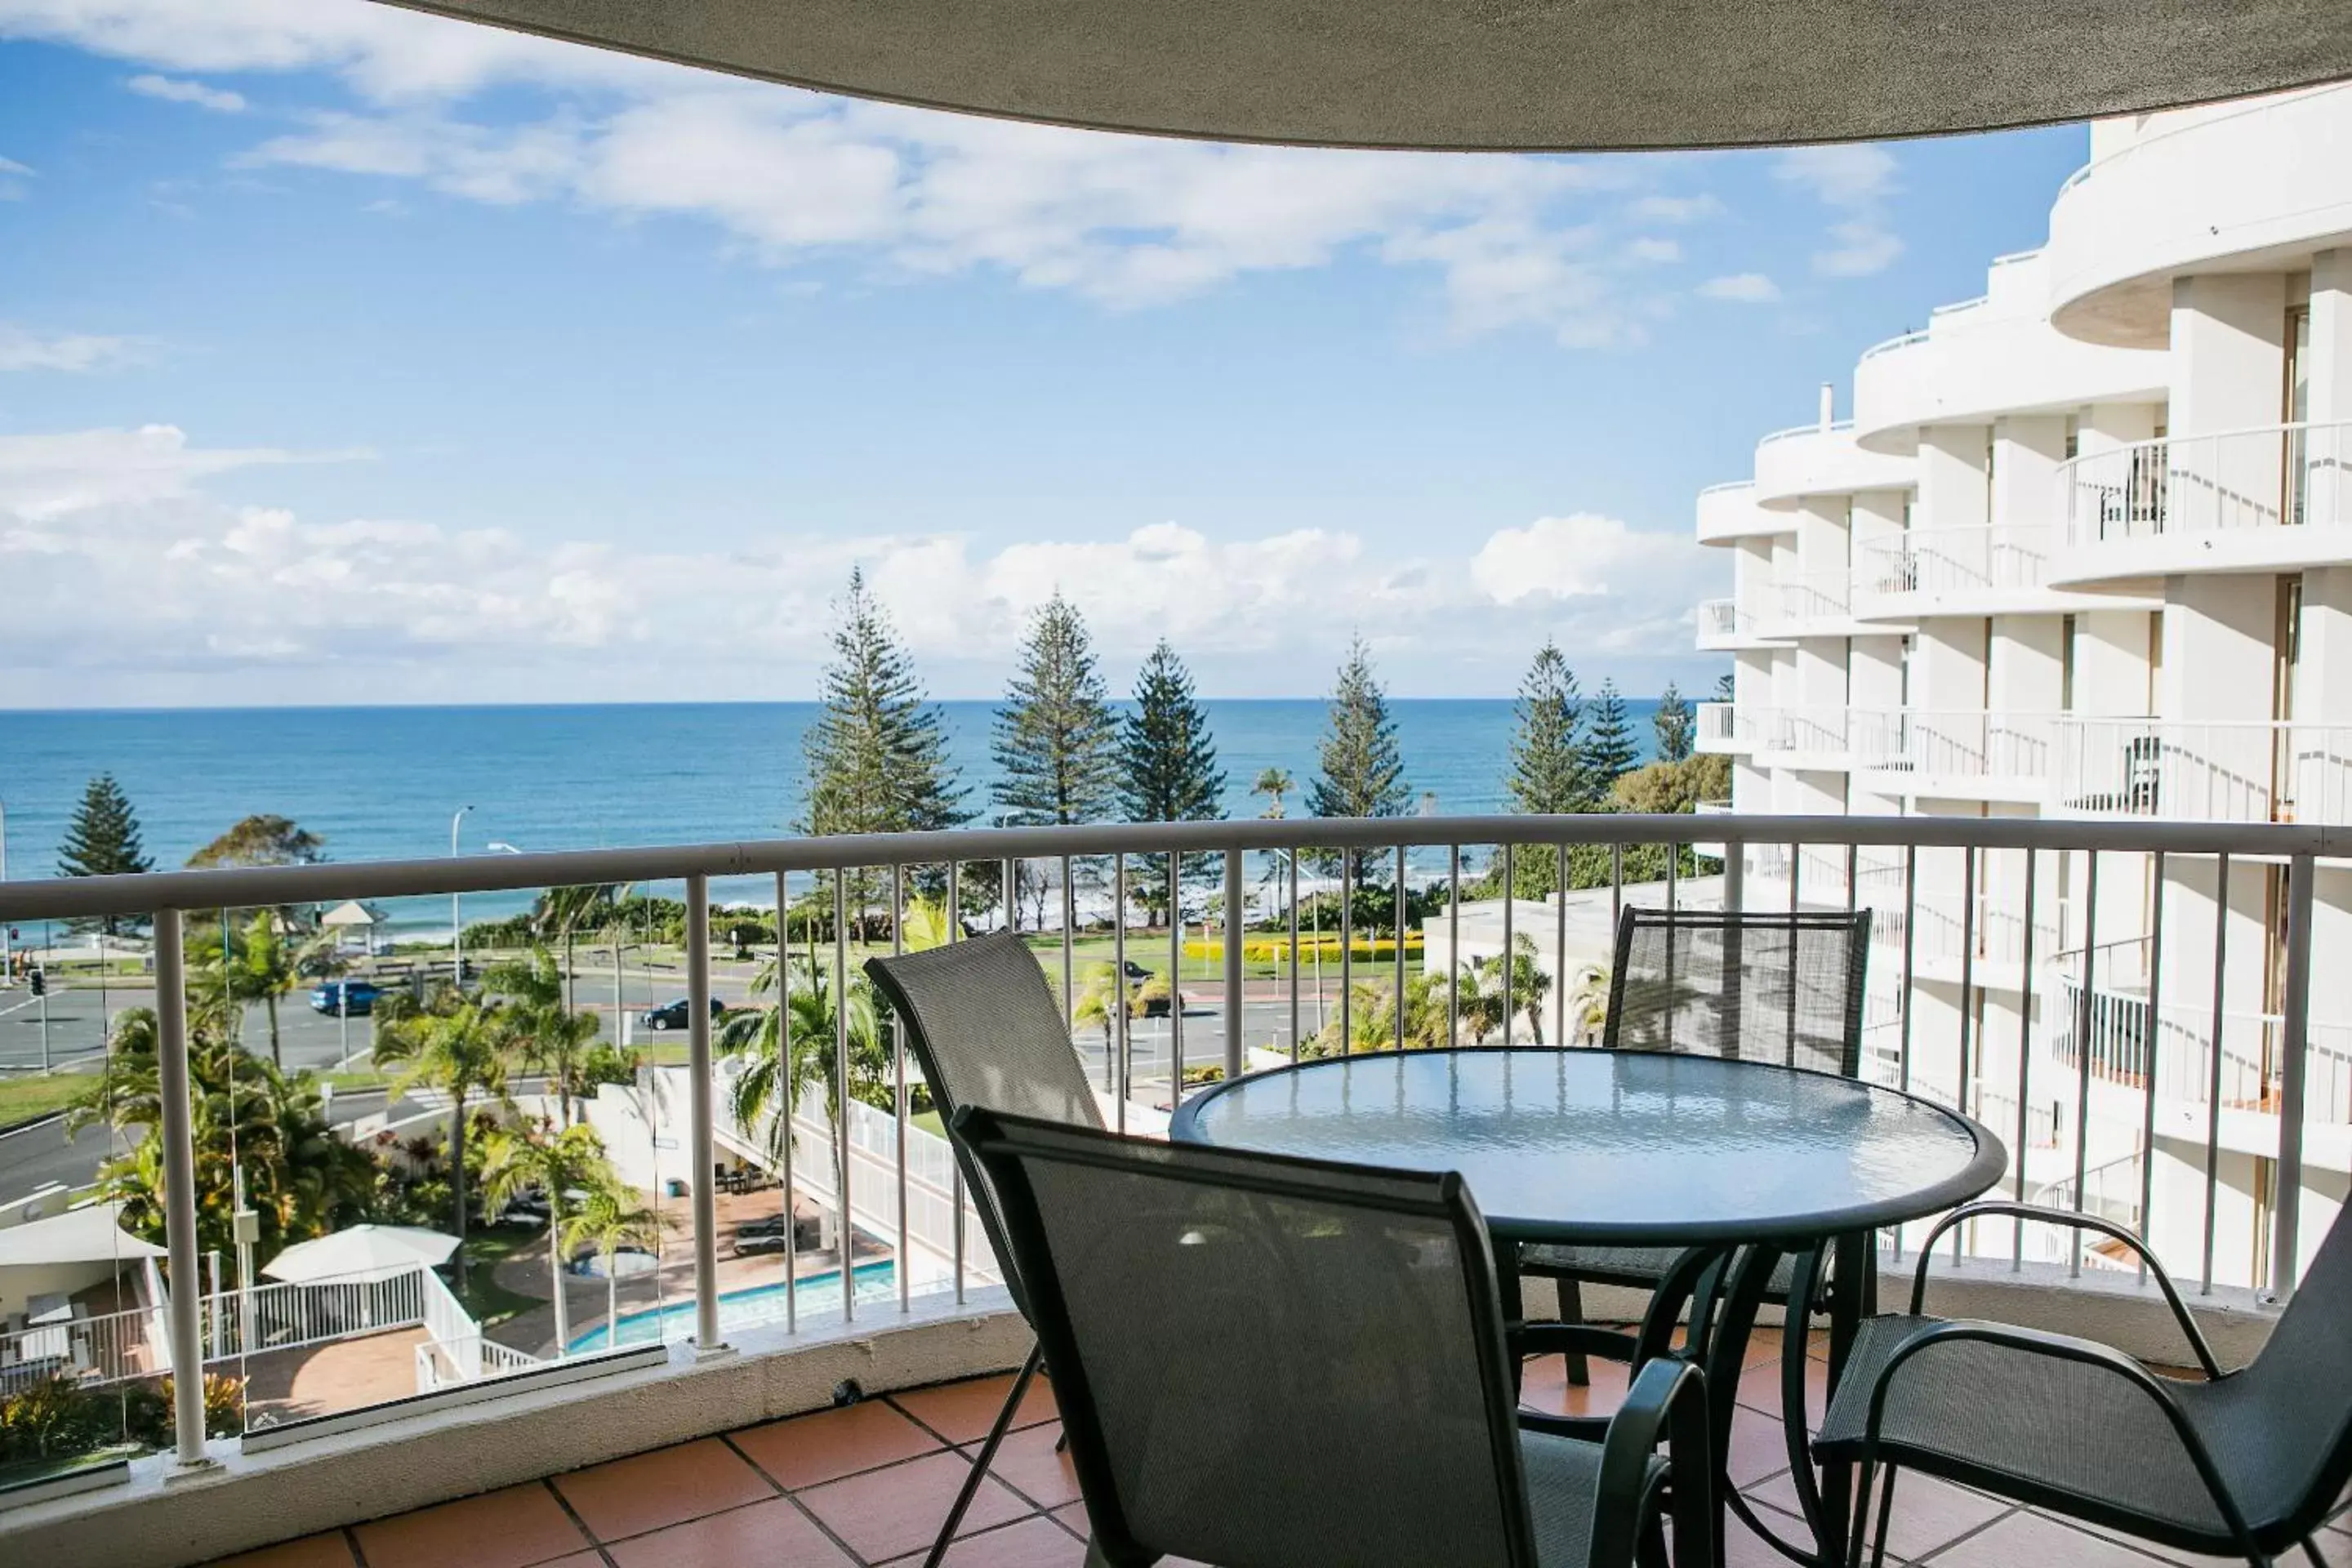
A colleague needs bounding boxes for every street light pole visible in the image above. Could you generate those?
[0,795,11,982]
[450,806,472,993]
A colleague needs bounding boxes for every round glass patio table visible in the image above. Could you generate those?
[1170,1048,2008,1566]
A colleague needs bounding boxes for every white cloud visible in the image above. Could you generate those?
[0,322,150,372]
[1468,513,1698,605]
[0,154,29,174]
[1697,272,1780,304]
[1814,220,1904,278]
[1772,145,1904,277]
[1774,145,1898,207]
[1626,237,1681,264]
[127,72,247,111]
[2,424,1720,699]
[1628,194,1722,224]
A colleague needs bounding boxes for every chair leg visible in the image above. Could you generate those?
[924,1343,1043,1568]
[1083,1538,1157,1567]
[1845,1457,1877,1568]
[1868,1465,1897,1568]
[1559,1276,1592,1388]
[2303,1539,2329,1568]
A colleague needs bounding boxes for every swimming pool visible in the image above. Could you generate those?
[565,1260,899,1353]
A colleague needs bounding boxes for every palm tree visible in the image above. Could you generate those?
[476,1120,622,1356]
[563,1189,662,1350]
[1252,767,1294,819]
[1563,964,1611,1046]
[375,992,511,1285]
[537,884,621,1015]
[1459,935,1555,1045]
[189,911,301,1067]
[485,946,602,1125]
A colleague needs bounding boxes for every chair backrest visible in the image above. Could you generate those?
[2235,1196,2352,1534]
[958,1107,1540,1568]
[1602,906,1871,1077]
[863,932,1103,1321]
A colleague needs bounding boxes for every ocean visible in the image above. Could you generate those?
[0,700,1663,935]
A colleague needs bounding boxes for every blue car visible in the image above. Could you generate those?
[310,980,388,1017]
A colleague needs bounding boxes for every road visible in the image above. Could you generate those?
[0,988,1330,1208]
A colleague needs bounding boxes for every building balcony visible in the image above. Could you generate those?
[0,813,2333,1566]
[2047,82,2352,350]
[1850,708,2060,805]
[1851,526,2161,620]
[2052,420,2352,584]
[2054,715,2352,824]
[1694,597,1787,652]
[1696,703,1857,768]
[1694,479,1786,544]
[1850,251,2168,457]
[1749,569,1909,640]
[1750,420,1917,510]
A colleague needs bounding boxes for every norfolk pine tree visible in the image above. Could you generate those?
[58,773,155,938]
[1120,640,1227,899]
[1308,639,1410,876]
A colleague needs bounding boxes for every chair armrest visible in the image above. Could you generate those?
[1586,1358,1712,1568]
[1859,1322,2256,1554]
[1909,1201,2222,1379]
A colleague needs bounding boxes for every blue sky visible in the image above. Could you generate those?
[0,2,2088,706]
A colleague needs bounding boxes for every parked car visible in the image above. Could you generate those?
[309,980,388,1017]
[639,996,725,1031]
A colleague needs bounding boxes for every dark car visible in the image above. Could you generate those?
[639,996,727,1031]
[310,980,388,1017]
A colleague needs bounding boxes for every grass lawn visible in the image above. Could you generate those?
[455,1221,554,1329]
[912,1109,946,1138]
[0,1071,93,1125]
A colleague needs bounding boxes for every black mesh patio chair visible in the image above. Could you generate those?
[1519,906,1873,1383]
[956,1105,1716,1568]
[865,932,1106,1568]
[1815,1199,2352,1568]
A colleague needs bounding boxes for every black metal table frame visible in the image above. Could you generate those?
[1173,1048,2007,1568]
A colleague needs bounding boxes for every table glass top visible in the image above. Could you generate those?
[1175,1049,2002,1245]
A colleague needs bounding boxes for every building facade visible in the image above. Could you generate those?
[1696,83,2352,1291]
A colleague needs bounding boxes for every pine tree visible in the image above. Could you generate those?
[1506,641,1586,815]
[1309,640,1410,876]
[1715,670,1734,703]
[1653,681,1695,763]
[993,593,1120,827]
[1581,679,1641,797]
[1120,641,1225,825]
[800,568,968,840]
[58,773,154,937]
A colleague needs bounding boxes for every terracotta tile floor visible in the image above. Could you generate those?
[207,1330,2351,1568]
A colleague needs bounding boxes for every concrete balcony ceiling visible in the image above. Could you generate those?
[372,0,2352,151]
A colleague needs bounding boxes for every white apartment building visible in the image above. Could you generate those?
[1695,83,2352,1292]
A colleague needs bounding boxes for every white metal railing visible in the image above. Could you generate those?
[2056,716,2352,823]
[1697,702,1740,746]
[1852,708,2058,785]
[2061,420,2352,548]
[2052,978,2352,1128]
[1,810,2345,1462]
[415,1334,541,1393]
[1770,569,1852,626]
[1858,524,2057,599]
[1699,598,1748,639]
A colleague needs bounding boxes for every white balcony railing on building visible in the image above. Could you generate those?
[0,810,2338,1472]
[2056,716,2352,823]
[1853,708,2059,786]
[2053,978,2352,1129]
[1858,524,2056,599]
[2061,419,2352,547]
[1771,569,1851,626]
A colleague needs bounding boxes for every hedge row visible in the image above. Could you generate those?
[1182,937,1425,963]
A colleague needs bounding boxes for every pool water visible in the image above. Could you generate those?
[564,1260,899,1353]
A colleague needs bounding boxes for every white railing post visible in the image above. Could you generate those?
[686,871,724,1355]
[153,908,213,1469]
[1223,849,1244,1080]
[2272,852,2316,1301]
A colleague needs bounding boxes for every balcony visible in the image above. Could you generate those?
[2053,420,2352,584]
[1693,597,1786,652]
[2047,82,2352,350]
[0,813,2335,1566]
[1851,525,2161,619]
[1750,421,1917,510]
[1693,479,1785,544]
[2055,716,2352,823]
[1750,569,1907,639]
[1851,708,2060,804]
[1696,703,1855,768]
